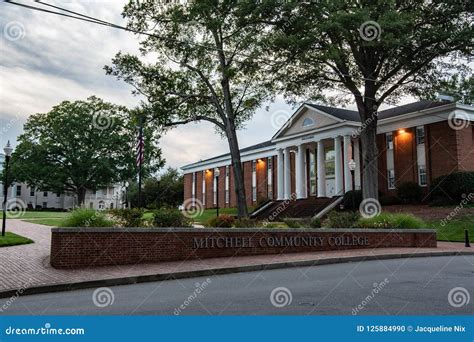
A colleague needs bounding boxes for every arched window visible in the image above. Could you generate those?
[302,118,315,127]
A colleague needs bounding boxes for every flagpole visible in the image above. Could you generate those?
[137,116,144,209]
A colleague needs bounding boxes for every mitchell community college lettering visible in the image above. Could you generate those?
[192,235,369,249]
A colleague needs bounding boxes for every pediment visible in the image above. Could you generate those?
[274,106,341,139]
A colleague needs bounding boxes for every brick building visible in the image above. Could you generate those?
[181,100,474,209]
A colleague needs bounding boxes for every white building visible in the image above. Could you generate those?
[1,152,127,210]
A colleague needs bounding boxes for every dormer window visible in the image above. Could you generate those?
[302,118,315,127]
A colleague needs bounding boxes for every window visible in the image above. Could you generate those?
[16,185,21,196]
[192,172,196,204]
[309,150,316,196]
[225,166,230,204]
[43,191,48,197]
[386,133,394,150]
[416,126,425,145]
[302,118,315,127]
[89,202,93,209]
[202,171,206,206]
[56,192,60,197]
[325,149,335,176]
[30,187,34,197]
[387,169,396,189]
[267,157,273,199]
[252,160,257,202]
[418,165,427,186]
[42,202,47,208]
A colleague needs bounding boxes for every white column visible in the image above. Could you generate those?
[353,138,361,190]
[284,147,291,199]
[334,136,343,196]
[343,135,352,193]
[296,144,306,199]
[317,140,326,197]
[277,149,284,200]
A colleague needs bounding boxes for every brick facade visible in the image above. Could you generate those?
[50,228,437,269]
[183,121,474,206]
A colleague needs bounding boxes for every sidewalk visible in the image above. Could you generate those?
[1,220,472,298]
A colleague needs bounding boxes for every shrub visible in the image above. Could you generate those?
[309,217,321,228]
[325,211,360,228]
[153,207,190,227]
[60,208,114,227]
[342,190,363,210]
[397,181,423,204]
[429,172,474,205]
[233,218,258,228]
[283,218,305,228]
[109,208,145,227]
[205,214,235,228]
[358,213,425,229]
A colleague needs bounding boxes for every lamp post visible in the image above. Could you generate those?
[124,181,129,209]
[2,141,13,237]
[214,168,220,217]
[348,159,356,210]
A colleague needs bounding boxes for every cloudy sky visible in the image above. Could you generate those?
[0,0,423,171]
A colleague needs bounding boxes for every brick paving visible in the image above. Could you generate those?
[0,219,472,295]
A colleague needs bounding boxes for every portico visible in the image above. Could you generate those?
[272,104,363,200]
[275,135,362,200]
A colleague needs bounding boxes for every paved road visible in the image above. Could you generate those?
[1,256,472,315]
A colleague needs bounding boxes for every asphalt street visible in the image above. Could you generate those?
[1,256,472,315]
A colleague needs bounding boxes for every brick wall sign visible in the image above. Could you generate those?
[50,228,437,269]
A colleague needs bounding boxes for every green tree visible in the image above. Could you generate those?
[128,167,184,208]
[423,75,473,105]
[105,0,272,218]
[262,0,473,199]
[9,96,164,205]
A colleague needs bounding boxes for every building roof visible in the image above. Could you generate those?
[181,100,459,170]
[307,100,451,122]
[182,140,275,168]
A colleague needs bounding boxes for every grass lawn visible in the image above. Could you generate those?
[428,214,474,243]
[23,218,65,226]
[0,232,34,247]
[7,211,69,219]
[192,207,252,224]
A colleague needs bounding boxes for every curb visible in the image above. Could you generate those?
[1,250,473,299]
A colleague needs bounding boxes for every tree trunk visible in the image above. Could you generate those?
[77,186,86,207]
[359,105,379,200]
[226,122,248,218]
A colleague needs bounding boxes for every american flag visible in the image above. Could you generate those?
[136,129,144,167]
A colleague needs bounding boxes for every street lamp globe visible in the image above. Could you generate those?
[214,168,220,177]
[3,141,13,157]
[348,159,356,172]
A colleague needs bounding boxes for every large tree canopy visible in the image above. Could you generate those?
[105,0,273,218]
[10,96,163,205]
[261,0,473,199]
